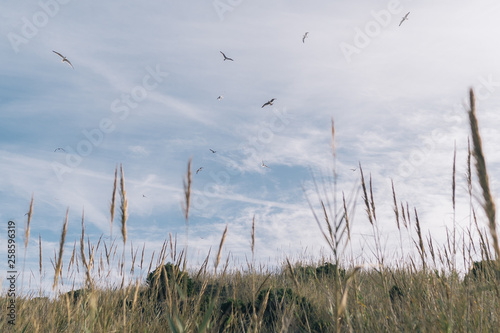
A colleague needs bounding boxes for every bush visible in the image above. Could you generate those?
[294,262,346,282]
[465,260,500,283]
[146,263,194,301]
[256,287,330,332]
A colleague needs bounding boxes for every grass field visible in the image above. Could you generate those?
[2,89,500,332]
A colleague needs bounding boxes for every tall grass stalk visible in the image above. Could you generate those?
[38,233,42,296]
[414,208,426,272]
[182,159,192,271]
[466,138,473,231]
[337,266,361,333]
[331,118,338,219]
[360,165,385,270]
[21,194,34,294]
[391,180,405,258]
[215,225,228,275]
[53,208,69,290]
[467,88,500,262]
[110,165,118,237]
[80,210,92,289]
[24,193,34,249]
[452,141,457,269]
[119,164,128,245]
[251,215,255,266]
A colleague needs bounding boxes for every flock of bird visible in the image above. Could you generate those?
[51,12,411,176]
[193,50,280,174]
[51,12,410,70]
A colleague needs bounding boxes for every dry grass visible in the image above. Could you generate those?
[80,210,93,289]
[119,164,128,245]
[214,225,228,275]
[467,88,500,262]
[3,89,500,332]
[24,194,34,250]
[52,209,69,290]
[110,165,118,236]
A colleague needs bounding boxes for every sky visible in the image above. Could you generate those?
[2,0,500,297]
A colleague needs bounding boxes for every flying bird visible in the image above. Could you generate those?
[217,95,223,101]
[209,149,216,153]
[196,167,203,174]
[399,12,410,26]
[220,51,233,61]
[302,32,309,43]
[261,160,270,168]
[350,168,357,172]
[261,98,275,108]
[54,148,66,152]
[52,50,74,69]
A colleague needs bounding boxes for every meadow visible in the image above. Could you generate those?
[1,89,500,332]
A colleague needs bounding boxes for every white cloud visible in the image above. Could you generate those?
[3,0,500,296]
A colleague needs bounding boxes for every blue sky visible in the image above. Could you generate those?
[2,0,500,296]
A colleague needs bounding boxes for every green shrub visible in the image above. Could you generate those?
[146,263,195,301]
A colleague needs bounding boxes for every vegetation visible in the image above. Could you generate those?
[2,89,500,332]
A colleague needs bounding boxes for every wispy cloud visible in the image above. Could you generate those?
[3,0,500,296]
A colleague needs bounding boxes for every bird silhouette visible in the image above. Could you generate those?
[220,51,233,61]
[217,95,223,101]
[262,98,275,108]
[261,160,270,168]
[399,12,410,26]
[209,149,216,153]
[54,148,66,152]
[196,167,203,174]
[302,32,309,43]
[52,50,74,69]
